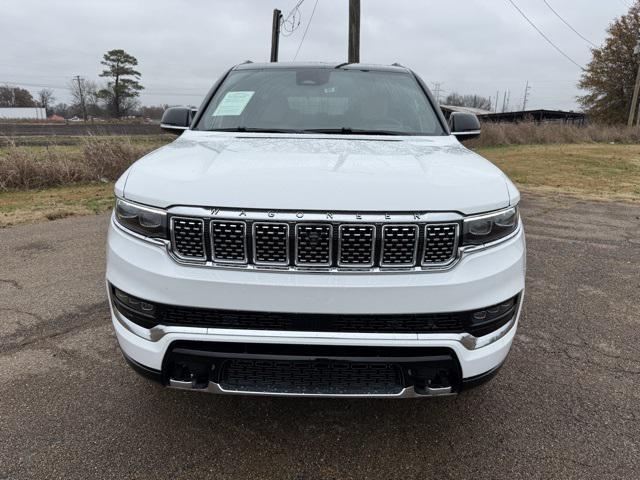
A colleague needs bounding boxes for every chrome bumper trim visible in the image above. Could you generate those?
[168,379,455,398]
[109,291,522,351]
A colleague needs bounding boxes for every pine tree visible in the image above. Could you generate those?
[98,49,144,118]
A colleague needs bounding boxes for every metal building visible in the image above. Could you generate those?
[0,107,47,120]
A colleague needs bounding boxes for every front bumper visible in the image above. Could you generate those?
[107,216,525,396]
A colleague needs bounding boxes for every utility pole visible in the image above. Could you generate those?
[628,39,640,126]
[495,90,499,113]
[75,75,87,122]
[433,82,442,103]
[348,0,360,63]
[501,91,507,113]
[522,81,531,111]
[270,9,282,62]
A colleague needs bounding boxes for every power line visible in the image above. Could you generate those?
[506,0,585,70]
[0,80,68,89]
[281,0,305,36]
[0,80,206,98]
[293,0,320,60]
[542,0,597,48]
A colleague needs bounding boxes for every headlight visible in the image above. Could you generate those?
[114,198,168,238]
[462,206,519,246]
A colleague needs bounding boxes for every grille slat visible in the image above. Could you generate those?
[171,217,206,260]
[211,221,247,263]
[338,224,376,267]
[423,224,458,265]
[295,224,332,266]
[253,223,289,266]
[381,225,418,267]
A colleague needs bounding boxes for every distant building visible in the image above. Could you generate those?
[0,107,47,120]
[478,109,586,125]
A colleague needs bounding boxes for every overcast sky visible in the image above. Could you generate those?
[0,0,629,112]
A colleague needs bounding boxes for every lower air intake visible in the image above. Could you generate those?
[220,359,403,395]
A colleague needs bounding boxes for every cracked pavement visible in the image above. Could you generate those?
[1,194,639,479]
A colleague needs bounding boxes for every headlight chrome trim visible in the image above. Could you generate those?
[461,205,519,247]
[114,197,168,240]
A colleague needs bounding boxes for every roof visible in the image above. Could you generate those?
[440,105,493,115]
[233,61,410,73]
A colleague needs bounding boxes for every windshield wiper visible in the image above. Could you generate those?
[208,127,411,135]
[208,127,304,133]
[301,127,409,136]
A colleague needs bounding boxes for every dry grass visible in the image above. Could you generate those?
[0,136,167,191]
[467,122,640,148]
[477,144,640,202]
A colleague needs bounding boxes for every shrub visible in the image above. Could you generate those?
[0,136,156,191]
[465,122,640,148]
[0,140,88,190]
[82,136,149,181]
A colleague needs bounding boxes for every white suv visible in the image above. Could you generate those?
[107,62,525,397]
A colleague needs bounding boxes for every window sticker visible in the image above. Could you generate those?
[212,91,255,116]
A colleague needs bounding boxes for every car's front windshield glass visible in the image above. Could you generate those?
[196,67,446,136]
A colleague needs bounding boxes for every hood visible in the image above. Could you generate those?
[122,131,513,215]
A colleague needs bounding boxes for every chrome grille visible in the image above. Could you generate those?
[295,224,332,266]
[381,225,418,267]
[253,223,289,266]
[167,210,463,271]
[338,225,375,267]
[171,217,206,260]
[423,224,458,265]
[211,221,247,264]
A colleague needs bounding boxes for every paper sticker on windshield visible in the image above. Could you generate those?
[212,91,254,116]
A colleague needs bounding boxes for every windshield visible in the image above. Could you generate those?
[196,67,446,136]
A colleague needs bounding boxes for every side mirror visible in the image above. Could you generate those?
[449,112,481,141]
[161,107,196,134]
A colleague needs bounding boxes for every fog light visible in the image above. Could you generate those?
[473,311,487,321]
[468,295,519,336]
[112,287,156,317]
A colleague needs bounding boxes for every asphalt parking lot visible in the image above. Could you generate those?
[1,194,639,479]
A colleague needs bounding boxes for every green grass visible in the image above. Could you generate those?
[476,144,640,202]
[0,183,114,227]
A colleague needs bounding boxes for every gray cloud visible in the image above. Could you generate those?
[0,0,626,111]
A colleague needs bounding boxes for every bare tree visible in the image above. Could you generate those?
[37,88,55,115]
[68,78,99,119]
[444,93,492,111]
